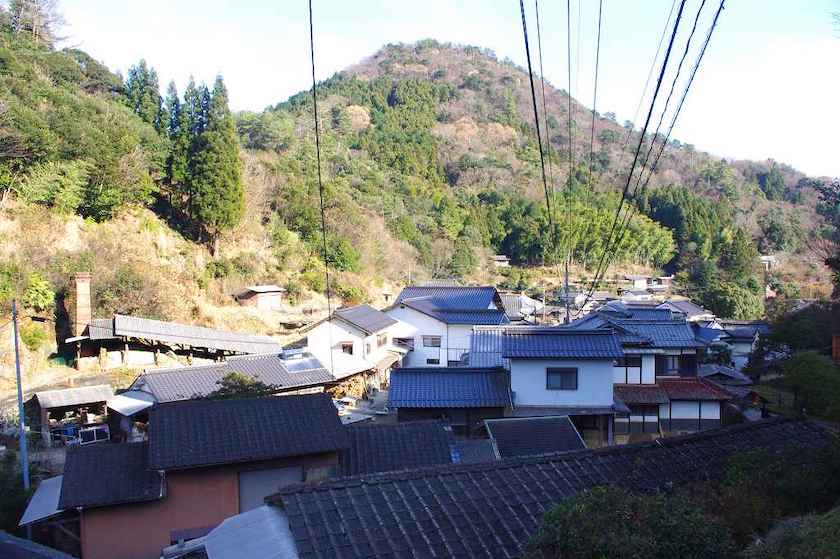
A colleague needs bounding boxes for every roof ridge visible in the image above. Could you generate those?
[271,417,808,497]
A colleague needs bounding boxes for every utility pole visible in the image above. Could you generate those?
[12,299,30,493]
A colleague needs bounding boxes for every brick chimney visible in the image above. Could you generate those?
[73,272,92,337]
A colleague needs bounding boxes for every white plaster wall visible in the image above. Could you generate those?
[447,324,473,364]
[659,400,720,420]
[642,354,656,383]
[307,320,364,357]
[384,306,446,367]
[612,353,656,385]
[510,359,615,407]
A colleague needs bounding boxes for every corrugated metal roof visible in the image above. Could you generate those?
[502,329,623,359]
[19,476,64,526]
[113,314,282,354]
[87,318,117,340]
[334,305,397,335]
[148,394,348,471]
[31,385,113,409]
[205,505,297,559]
[134,353,334,403]
[486,416,585,459]
[388,368,511,408]
[468,326,506,368]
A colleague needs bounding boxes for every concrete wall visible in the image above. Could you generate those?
[510,359,614,407]
[79,452,337,559]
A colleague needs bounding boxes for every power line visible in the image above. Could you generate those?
[585,0,604,192]
[576,0,689,315]
[307,0,334,375]
[518,0,559,275]
[580,0,726,315]
[564,0,574,323]
[533,0,556,207]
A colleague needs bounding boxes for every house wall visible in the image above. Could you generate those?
[510,359,614,407]
[79,452,338,559]
[385,306,447,367]
[658,400,721,432]
[611,353,658,385]
[307,320,366,358]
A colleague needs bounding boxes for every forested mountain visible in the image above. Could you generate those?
[0,5,835,328]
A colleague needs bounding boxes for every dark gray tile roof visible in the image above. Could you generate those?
[333,304,397,335]
[133,353,334,403]
[486,416,585,459]
[659,299,712,318]
[268,418,830,559]
[31,385,113,409]
[340,421,456,476]
[0,531,77,558]
[698,363,754,385]
[148,394,348,471]
[113,314,283,354]
[502,329,623,359]
[388,368,511,408]
[58,442,163,509]
[454,439,498,464]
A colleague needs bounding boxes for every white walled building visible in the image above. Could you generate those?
[384,286,508,367]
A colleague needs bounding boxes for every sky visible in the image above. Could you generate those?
[60,0,840,178]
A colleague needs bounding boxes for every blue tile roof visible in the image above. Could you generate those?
[502,329,624,359]
[393,286,509,325]
[388,368,511,408]
[611,320,703,348]
[468,326,506,368]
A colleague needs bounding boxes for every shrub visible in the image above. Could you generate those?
[21,272,54,313]
[781,351,840,420]
[18,321,47,352]
[523,486,735,559]
[208,371,276,400]
[743,508,840,559]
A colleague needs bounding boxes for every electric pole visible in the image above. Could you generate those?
[12,299,30,492]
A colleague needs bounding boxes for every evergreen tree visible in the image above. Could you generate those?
[163,81,190,205]
[124,59,163,130]
[189,75,244,252]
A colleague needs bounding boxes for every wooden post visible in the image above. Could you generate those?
[122,342,129,364]
[75,342,82,371]
[154,347,160,366]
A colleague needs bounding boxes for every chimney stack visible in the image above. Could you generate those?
[73,272,92,337]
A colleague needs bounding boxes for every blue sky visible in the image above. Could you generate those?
[60,0,840,177]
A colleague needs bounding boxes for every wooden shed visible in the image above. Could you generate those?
[234,285,286,311]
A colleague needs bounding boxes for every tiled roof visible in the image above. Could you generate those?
[722,326,760,341]
[468,326,506,368]
[610,320,703,349]
[659,299,712,318]
[613,384,670,405]
[268,418,830,559]
[133,353,334,403]
[502,329,623,359]
[59,442,163,509]
[698,363,753,385]
[388,368,511,408]
[112,314,283,354]
[340,421,457,476]
[402,298,509,325]
[454,439,498,464]
[693,325,726,344]
[148,394,348,471]
[660,377,732,401]
[598,301,674,321]
[31,384,113,409]
[485,416,585,459]
[334,305,397,335]
[395,286,498,308]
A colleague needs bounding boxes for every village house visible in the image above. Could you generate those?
[658,298,716,322]
[304,304,414,388]
[53,394,347,559]
[65,273,282,370]
[498,292,544,323]
[233,284,286,311]
[384,285,508,367]
[128,351,334,404]
[196,419,829,559]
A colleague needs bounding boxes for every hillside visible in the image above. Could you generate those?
[0,26,835,366]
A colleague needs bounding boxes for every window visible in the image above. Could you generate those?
[340,342,353,355]
[422,335,441,348]
[614,355,642,368]
[614,355,643,384]
[377,333,388,347]
[657,355,680,376]
[546,368,578,390]
[365,342,372,355]
[426,358,440,365]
